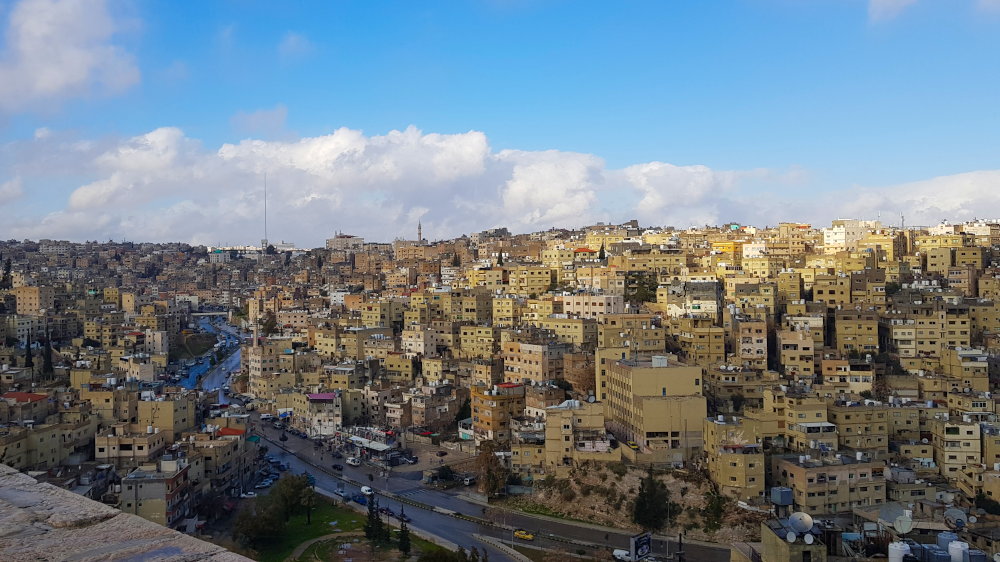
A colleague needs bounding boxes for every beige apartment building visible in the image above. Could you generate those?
[772,455,887,516]
[704,415,765,501]
[604,354,706,465]
[95,423,167,468]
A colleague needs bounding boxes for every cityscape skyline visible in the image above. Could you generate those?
[1,0,999,245]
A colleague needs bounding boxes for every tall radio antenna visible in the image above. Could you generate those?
[262,172,269,251]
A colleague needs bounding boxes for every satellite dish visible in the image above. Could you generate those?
[786,531,797,543]
[994,553,1000,562]
[803,534,815,545]
[789,512,814,533]
[970,515,978,524]
[944,508,966,529]
[895,514,914,534]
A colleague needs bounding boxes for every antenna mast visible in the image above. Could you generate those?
[262,172,269,251]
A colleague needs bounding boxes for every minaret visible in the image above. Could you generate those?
[417,221,423,242]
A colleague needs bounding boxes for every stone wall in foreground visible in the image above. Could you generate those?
[0,463,252,562]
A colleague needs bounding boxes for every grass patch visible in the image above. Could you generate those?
[294,532,439,561]
[254,499,365,562]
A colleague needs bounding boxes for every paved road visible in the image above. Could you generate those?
[180,318,242,404]
[259,433,516,562]
[255,420,730,562]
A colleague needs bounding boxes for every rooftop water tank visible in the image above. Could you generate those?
[937,532,958,550]
[966,550,988,562]
[947,540,968,562]
[888,542,910,562]
[771,487,793,506]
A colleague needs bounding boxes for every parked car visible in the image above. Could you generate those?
[396,513,411,523]
[352,494,367,505]
[331,464,344,471]
[379,507,395,517]
[239,492,257,498]
[332,452,344,459]
[435,451,448,457]
[360,486,374,496]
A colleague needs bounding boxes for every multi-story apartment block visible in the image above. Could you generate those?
[704,415,765,501]
[772,454,886,516]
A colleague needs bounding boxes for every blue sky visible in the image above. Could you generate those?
[1,0,999,245]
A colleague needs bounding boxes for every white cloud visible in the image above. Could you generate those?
[828,170,1000,227]
[0,177,24,204]
[230,104,290,139]
[868,0,918,21]
[278,32,314,59]
[7,124,998,246]
[0,0,139,112]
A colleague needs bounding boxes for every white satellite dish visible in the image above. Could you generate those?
[895,514,914,534]
[944,508,967,529]
[804,533,815,545]
[789,512,814,533]
[993,553,1000,562]
[970,515,979,524]
[786,531,797,543]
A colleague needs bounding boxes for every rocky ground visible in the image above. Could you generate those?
[501,463,768,543]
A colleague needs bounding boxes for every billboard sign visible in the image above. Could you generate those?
[630,531,652,560]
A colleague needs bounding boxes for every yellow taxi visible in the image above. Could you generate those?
[513,529,534,541]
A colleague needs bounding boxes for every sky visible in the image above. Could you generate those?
[0,0,999,247]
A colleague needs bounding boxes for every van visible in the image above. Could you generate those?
[612,550,632,561]
[260,414,274,421]
[346,457,362,467]
[360,486,374,496]
[463,476,476,486]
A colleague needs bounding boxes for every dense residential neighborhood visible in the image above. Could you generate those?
[3,218,1000,560]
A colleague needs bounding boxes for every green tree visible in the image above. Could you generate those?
[476,440,509,497]
[437,465,456,481]
[271,474,309,521]
[299,485,316,525]
[42,338,53,375]
[232,499,285,547]
[398,508,411,555]
[24,337,33,369]
[632,468,671,530]
[260,311,278,336]
[452,253,461,267]
[364,497,385,543]
[598,242,606,261]
[454,398,471,425]
[496,253,503,266]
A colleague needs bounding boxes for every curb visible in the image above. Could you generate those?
[456,493,725,550]
[474,534,532,562]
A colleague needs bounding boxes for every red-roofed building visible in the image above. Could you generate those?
[2,392,47,403]
[1,392,51,424]
[217,427,245,437]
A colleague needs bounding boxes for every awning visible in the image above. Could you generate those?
[349,435,392,452]
[247,435,261,443]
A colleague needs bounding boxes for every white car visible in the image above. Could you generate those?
[360,486,374,496]
[240,492,257,498]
